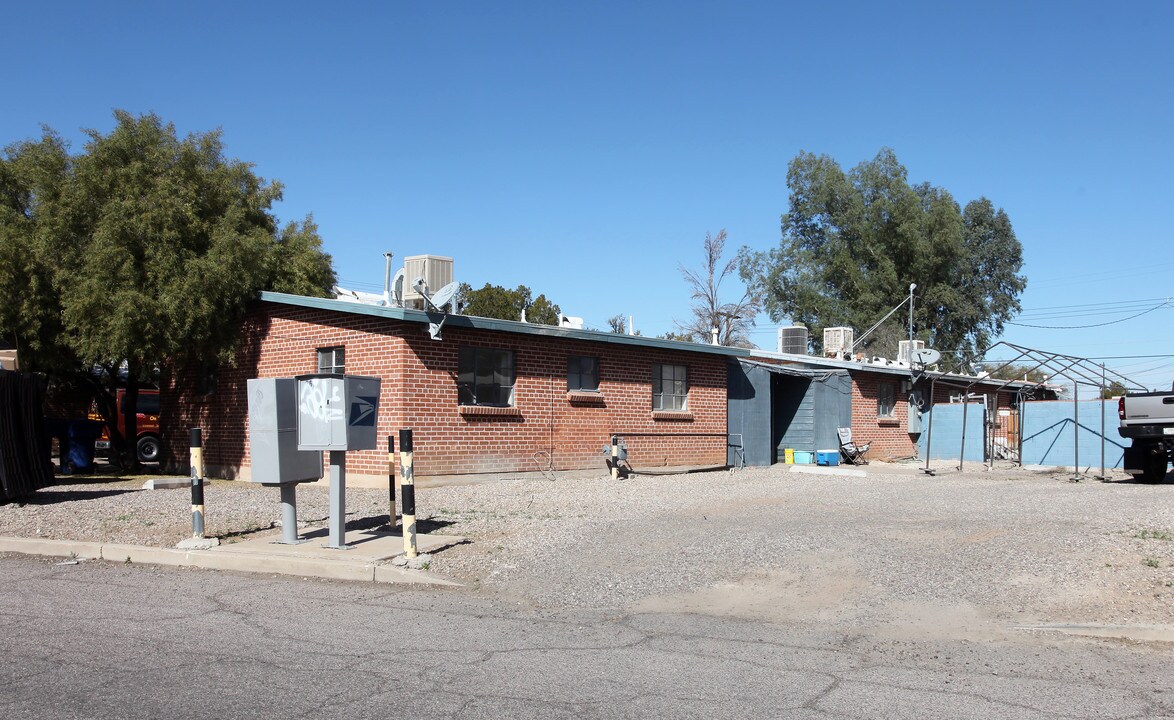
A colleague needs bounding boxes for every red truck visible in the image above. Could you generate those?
[91,389,162,463]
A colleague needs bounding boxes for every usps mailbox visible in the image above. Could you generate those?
[247,378,323,484]
[295,374,381,451]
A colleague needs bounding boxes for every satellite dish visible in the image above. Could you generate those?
[415,280,461,340]
[912,348,941,366]
[430,281,459,311]
[390,268,405,307]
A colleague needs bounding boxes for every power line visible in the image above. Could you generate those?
[1004,300,1171,329]
[1017,296,1172,313]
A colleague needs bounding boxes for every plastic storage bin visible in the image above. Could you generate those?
[817,450,839,466]
[793,451,814,464]
[64,419,105,474]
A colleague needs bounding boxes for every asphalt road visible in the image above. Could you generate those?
[2,555,1171,719]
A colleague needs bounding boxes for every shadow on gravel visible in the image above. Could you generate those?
[358,516,456,534]
[1106,475,1173,485]
[2,488,141,505]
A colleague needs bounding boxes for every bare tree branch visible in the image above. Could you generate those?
[675,230,759,347]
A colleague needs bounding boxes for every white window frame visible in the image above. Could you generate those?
[317,346,345,374]
[652,363,688,411]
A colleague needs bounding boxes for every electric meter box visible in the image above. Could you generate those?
[295,374,382,451]
[247,378,323,484]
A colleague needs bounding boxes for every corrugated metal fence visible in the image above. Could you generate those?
[0,371,54,501]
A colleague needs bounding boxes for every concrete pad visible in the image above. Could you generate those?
[176,537,220,550]
[789,465,868,478]
[215,527,466,562]
[142,477,190,490]
[0,537,104,560]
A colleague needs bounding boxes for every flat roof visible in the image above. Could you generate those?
[747,349,1043,392]
[259,291,752,358]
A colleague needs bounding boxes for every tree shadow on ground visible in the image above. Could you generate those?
[2,487,140,505]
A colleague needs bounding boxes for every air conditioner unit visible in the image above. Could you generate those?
[777,325,809,354]
[402,255,454,309]
[823,327,853,357]
[898,339,925,365]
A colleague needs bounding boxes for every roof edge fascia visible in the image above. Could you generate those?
[258,292,751,358]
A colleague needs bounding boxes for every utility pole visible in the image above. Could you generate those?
[909,283,917,344]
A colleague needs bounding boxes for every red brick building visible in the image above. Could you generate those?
[161,292,1043,481]
[163,292,745,485]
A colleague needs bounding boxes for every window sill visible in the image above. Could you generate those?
[652,410,694,421]
[459,405,522,417]
[877,417,900,427]
[567,390,605,404]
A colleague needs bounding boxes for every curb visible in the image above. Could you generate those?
[0,536,462,587]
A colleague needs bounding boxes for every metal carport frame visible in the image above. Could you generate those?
[920,341,1144,479]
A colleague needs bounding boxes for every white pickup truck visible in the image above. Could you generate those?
[1118,385,1174,482]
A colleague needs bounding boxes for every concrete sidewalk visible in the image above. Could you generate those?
[0,527,466,586]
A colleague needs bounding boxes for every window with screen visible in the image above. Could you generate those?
[567,355,599,392]
[317,346,345,374]
[877,381,896,419]
[652,364,688,411]
[458,347,516,406]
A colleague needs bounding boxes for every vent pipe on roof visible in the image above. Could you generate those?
[382,252,393,306]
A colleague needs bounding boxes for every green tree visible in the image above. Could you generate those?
[1101,381,1127,399]
[739,148,1025,363]
[0,130,74,377]
[984,363,1049,383]
[458,283,561,325]
[676,230,758,347]
[0,111,336,469]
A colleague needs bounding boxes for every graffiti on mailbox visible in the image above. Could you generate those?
[300,380,344,422]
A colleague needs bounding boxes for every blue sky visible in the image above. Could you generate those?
[4,1,1172,389]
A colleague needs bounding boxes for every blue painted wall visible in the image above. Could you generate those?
[1021,400,1125,469]
[727,363,852,466]
[917,403,985,462]
[727,363,772,467]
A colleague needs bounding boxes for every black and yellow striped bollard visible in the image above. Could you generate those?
[189,428,205,539]
[387,435,396,527]
[398,429,417,558]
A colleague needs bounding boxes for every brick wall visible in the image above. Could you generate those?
[849,371,917,460]
[163,302,728,484]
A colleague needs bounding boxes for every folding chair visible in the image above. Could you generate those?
[838,427,870,465]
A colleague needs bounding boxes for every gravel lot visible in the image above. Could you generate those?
[3,461,1173,636]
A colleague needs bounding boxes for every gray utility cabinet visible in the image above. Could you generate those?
[247,377,323,484]
[295,374,382,451]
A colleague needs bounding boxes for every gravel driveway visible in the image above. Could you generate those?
[3,461,1172,637]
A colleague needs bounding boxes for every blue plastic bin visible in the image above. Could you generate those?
[63,419,105,474]
[793,451,814,464]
